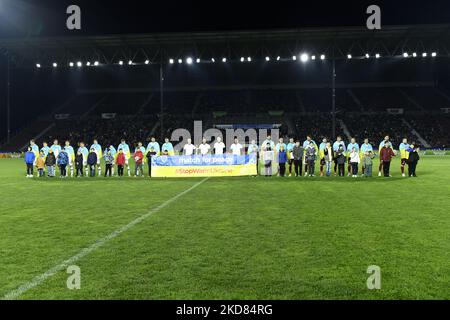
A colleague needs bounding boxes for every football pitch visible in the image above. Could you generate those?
[0,156,449,300]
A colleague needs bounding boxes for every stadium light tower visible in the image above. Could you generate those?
[300,53,309,62]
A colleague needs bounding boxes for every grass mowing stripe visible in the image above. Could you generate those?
[1,177,209,300]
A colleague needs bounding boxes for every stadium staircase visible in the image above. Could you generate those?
[401,118,431,148]
[136,93,155,115]
[295,92,306,112]
[435,87,450,105]
[338,119,352,140]
[0,120,55,152]
[399,89,424,110]
[347,89,364,111]
[0,94,80,152]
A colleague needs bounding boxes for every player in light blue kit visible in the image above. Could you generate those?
[107,145,117,176]
[146,137,160,156]
[161,138,174,156]
[286,138,295,176]
[346,138,359,177]
[360,138,373,176]
[41,142,50,157]
[78,142,89,176]
[90,139,103,176]
[30,140,40,165]
[118,139,131,176]
[64,140,75,177]
[333,136,346,176]
[302,136,318,176]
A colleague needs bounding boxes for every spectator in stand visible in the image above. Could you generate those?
[379,142,396,177]
[45,149,56,177]
[278,145,287,177]
[87,148,98,177]
[116,149,126,177]
[134,147,144,177]
[25,147,36,178]
[407,143,420,177]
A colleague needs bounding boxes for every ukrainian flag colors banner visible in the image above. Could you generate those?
[151,154,257,177]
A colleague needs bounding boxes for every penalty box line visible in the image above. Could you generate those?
[2,177,209,300]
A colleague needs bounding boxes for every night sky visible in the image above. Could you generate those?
[0,0,450,38]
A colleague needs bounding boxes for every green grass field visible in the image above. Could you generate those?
[1,157,449,300]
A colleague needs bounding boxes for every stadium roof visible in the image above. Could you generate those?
[1,24,450,66]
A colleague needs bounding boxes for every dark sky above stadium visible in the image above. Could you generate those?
[0,0,450,38]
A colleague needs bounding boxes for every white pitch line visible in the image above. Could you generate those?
[2,178,209,300]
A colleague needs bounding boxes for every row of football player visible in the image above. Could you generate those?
[24,134,419,178]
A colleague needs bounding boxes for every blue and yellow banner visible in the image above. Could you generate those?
[151,154,257,177]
